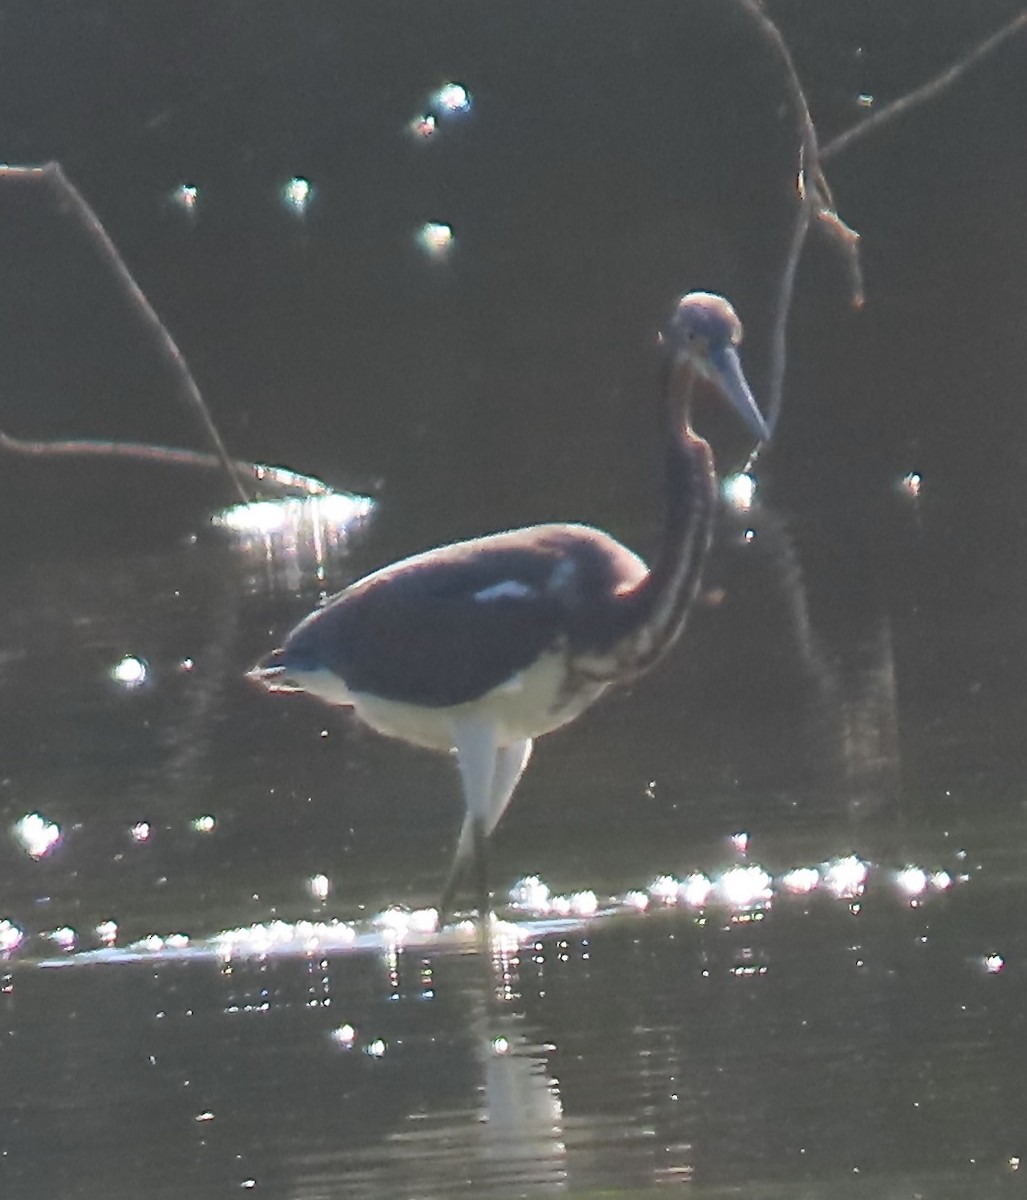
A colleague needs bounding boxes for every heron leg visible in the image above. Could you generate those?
[487,738,533,839]
[438,718,499,925]
[438,730,533,926]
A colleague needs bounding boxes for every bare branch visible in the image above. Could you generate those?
[822,8,1027,162]
[734,1,864,442]
[0,162,251,504]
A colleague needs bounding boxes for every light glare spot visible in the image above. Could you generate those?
[896,866,928,896]
[0,919,25,955]
[374,907,411,937]
[417,221,454,259]
[824,855,868,899]
[308,873,330,902]
[899,471,922,499]
[12,812,62,859]
[491,1036,510,1055]
[172,183,199,211]
[649,875,680,905]
[509,875,550,913]
[717,865,772,909]
[191,815,216,834]
[47,927,76,952]
[409,907,438,934]
[282,176,312,214]
[570,890,598,917]
[366,1038,387,1058]
[723,473,756,511]
[332,1023,357,1046]
[213,493,373,538]
[781,867,820,895]
[409,113,437,139]
[434,82,471,112]
[112,655,148,687]
[681,872,713,907]
[984,953,1005,974]
[95,920,118,947]
[731,831,750,854]
[131,822,152,844]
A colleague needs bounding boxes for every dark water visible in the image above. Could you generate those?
[2,2,1027,1196]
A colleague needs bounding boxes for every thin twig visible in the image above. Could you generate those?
[734,1,864,442]
[0,428,332,497]
[822,8,1027,161]
[0,162,251,504]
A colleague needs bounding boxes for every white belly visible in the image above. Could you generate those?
[290,651,610,751]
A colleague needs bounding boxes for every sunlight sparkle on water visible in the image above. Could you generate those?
[112,655,147,687]
[130,821,151,844]
[899,471,922,499]
[649,875,681,905]
[896,866,928,896]
[366,1039,387,1058]
[307,874,330,902]
[722,473,756,511]
[191,815,216,834]
[549,891,598,917]
[824,855,869,899]
[214,492,373,537]
[12,812,61,859]
[171,182,199,212]
[717,865,772,909]
[781,867,820,895]
[682,873,714,906]
[984,954,1005,974]
[282,176,312,214]
[433,82,471,112]
[417,221,454,259]
[47,927,76,952]
[510,876,551,913]
[95,920,118,947]
[372,906,439,938]
[331,1023,357,1047]
[0,920,25,955]
[409,113,436,139]
[215,919,357,960]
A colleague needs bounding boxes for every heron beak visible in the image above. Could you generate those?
[707,344,769,445]
[246,652,301,693]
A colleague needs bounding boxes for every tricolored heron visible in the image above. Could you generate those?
[248,292,768,924]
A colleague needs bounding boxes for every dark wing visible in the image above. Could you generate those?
[280,525,644,707]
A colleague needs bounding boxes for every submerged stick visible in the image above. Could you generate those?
[0,427,332,496]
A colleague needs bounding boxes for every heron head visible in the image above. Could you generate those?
[662,291,768,445]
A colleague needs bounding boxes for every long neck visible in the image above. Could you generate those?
[615,408,717,676]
